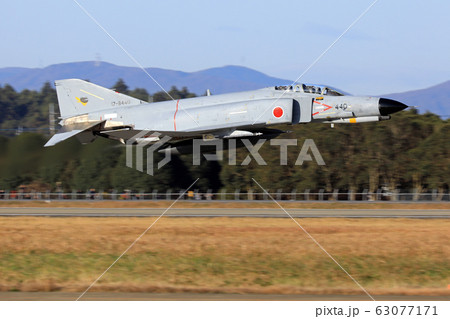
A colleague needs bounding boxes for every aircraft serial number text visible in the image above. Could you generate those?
[111,100,132,106]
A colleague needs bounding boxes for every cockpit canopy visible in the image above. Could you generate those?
[274,84,344,96]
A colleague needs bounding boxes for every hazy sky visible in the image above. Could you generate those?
[1,0,449,95]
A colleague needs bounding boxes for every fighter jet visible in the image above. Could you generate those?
[44,79,408,152]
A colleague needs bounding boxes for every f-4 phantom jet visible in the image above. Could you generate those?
[44,79,408,152]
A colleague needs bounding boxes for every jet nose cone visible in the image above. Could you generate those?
[379,98,408,115]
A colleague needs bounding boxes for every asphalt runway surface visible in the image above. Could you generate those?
[0,207,449,218]
[0,292,448,301]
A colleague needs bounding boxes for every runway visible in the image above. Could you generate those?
[0,292,448,301]
[0,207,449,218]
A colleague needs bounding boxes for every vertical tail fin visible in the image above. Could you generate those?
[55,79,144,118]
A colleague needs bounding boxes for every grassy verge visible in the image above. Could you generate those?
[0,217,448,295]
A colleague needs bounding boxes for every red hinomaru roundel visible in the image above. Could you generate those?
[273,106,284,118]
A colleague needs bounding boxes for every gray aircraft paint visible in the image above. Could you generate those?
[44,80,408,148]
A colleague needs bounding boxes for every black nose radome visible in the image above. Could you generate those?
[379,98,408,115]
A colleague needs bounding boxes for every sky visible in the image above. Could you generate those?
[1,0,449,95]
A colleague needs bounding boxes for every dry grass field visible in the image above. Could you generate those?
[0,216,448,296]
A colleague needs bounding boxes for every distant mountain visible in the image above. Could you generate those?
[0,61,448,117]
[0,61,292,96]
[382,81,450,117]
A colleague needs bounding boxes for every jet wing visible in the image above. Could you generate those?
[100,121,275,146]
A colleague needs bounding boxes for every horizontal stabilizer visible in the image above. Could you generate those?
[44,120,104,147]
[44,130,84,147]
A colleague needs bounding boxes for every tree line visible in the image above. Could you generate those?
[0,80,448,193]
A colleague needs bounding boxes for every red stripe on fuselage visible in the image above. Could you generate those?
[174,99,180,131]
